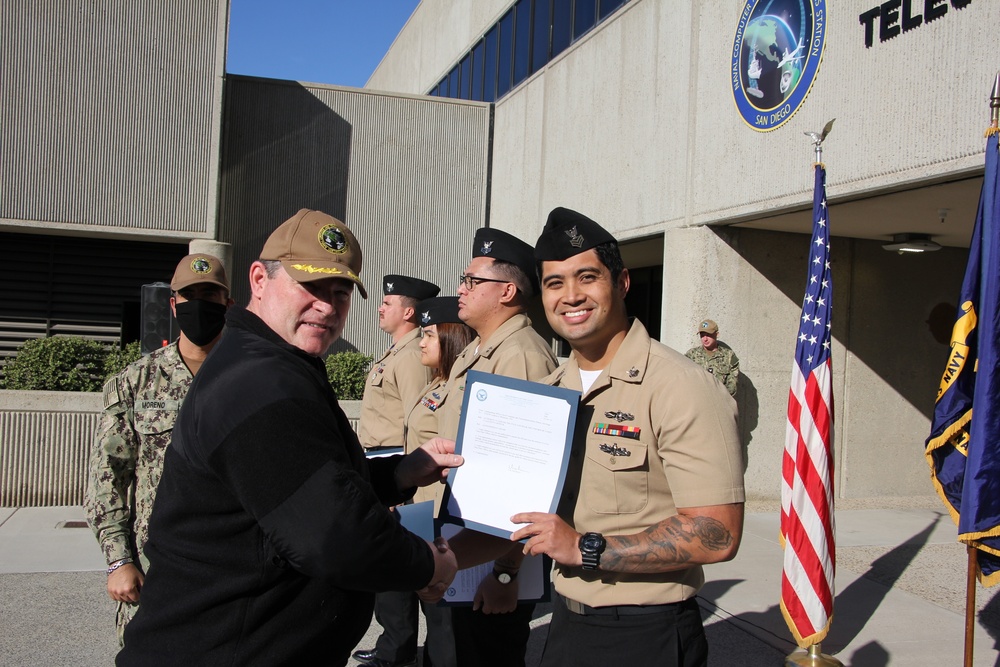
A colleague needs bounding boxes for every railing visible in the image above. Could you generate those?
[0,390,362,507]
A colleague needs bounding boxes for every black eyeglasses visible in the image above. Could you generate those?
[458,274,509,291]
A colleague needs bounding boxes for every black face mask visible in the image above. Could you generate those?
[174,300,227,346]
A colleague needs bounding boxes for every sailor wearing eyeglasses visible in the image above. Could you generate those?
[436,226,557,667]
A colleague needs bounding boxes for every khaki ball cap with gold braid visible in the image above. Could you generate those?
[260,209,367,299]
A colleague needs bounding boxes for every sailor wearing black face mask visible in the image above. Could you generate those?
[86,253,233,646]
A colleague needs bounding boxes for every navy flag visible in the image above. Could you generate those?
[925,131,1000,585]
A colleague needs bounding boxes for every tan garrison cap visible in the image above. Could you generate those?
[260,209,367,299]
[697,319,719,336]
[170,254,230,292]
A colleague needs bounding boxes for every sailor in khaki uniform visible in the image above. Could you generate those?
[355,274,439,667]
[507,207,745,667]
[357,274,439,452]
[436,228,558,442]
[441,227,558,667]
[386,295,474,667]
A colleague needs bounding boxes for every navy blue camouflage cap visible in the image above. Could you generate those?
[383,275,440,300]
[472,227,538,294]
[416,296,462,326]
[534,207,617,261]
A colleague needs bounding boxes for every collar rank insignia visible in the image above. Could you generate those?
[604,410,634,423]
[627,367,639,378]
[599,443,631,457]
[385,282,394,292]
[594,423,640,440]
[421,311,431,324]
[565,225,585,248]
[481,240,494,255]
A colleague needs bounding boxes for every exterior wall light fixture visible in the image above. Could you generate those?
[882,233,942,254]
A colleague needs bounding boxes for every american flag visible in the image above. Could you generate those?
[779,163,835,647]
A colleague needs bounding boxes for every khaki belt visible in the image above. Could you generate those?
[561,594,688,616]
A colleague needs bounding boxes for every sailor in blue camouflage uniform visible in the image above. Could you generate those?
[85,253,232,646]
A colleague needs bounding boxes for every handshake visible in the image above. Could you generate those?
[418,537,458,603]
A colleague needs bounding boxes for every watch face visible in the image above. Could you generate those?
[581,533,605,552]
[497,572,512,584]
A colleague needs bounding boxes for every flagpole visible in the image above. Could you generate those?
[960,71,1000,667]
[784,120,842,667]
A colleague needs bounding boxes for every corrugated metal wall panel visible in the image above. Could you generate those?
[219,78,491,358]
[0,1,228,237]
[0,411,98,506]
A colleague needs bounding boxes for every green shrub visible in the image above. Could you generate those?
[2,336,110,391]
[103,340,142,381]
[324,351,373,400]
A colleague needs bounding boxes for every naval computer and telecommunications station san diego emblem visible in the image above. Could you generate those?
[731,0,826,132]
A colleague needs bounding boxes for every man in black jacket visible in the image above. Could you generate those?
[118,209,461,666]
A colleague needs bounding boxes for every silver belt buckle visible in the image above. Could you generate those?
[563,596,586,614]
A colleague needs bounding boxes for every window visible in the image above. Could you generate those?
[483,26,498,102]
[599,0,625,20]
[573,0,597,40]
[496,10,514,98]
[512,0,531,86]
[428,0,630,100]
[551,0,571,58]
[532,0,551,73]
[460,54,472,99]
[448,66,460,98]
[471,40,485,101]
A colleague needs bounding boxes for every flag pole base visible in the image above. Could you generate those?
[785,643,844,667]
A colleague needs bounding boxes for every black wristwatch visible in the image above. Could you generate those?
[579,532,606,571]
[492,567,518,584]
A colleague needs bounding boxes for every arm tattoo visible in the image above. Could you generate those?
[601,514,733,573]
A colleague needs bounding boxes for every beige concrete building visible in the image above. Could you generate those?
[367,0,996,501]
[2,0,994,502]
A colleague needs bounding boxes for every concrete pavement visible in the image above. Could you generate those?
[1,500,996,666]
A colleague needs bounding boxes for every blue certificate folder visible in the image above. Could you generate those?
[439,370,581,540]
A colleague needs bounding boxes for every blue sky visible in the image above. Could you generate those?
[226,0,421,88]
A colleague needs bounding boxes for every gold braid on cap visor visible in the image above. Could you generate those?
[290,263,361,281]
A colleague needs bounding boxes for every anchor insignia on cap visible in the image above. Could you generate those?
[565,225,585,248]
[386,282,394,292]
[421,311,431,324]
[481,240,494,254]
[604,410,634,423]
[599,444,631,457]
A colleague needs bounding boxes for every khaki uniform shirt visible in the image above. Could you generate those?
[358,327,431,450]
[547,320,744,607]
[85,342,192,573]
[403,376,447,504]
[685,343,740,396]
[436,313,557,440]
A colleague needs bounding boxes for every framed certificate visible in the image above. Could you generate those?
[439,370,580,539]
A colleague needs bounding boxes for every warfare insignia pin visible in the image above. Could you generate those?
[627,367,639,378]
[318,224,348,254]
[604,410,634,423]
[599,443,631,457]
[565,225,585,248]
[190,257,212,275]
[421,311,431,324]
[481,240,494,255]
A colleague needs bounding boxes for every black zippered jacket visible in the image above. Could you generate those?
[118,306,433,666]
